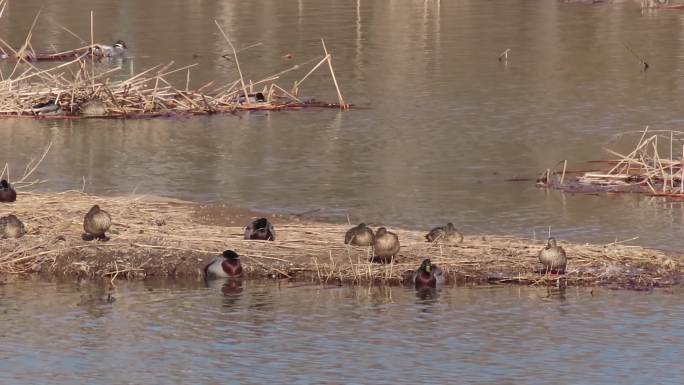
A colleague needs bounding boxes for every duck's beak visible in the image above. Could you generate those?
[425,264,431,273]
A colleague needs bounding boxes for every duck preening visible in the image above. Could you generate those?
[538,237,567,274]
[425,222,463,243]
[83,205,112,241]
[203,250,243,279]
[244,217,276,241]
[372,227,400,263]
[0,179,16,202]
[0,214,26,238]
[344,222,374,246]
[412,259,444,289]
[91,40,128,57]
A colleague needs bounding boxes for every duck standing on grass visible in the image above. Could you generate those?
[425,222,463,243]
[538,237,567,274]
[412,259,444,289]
[83,205,112,241]
[244,217,276,241]
[344,223,374,246]
[0,214,26,238]
[372,227,400,263]
[204,250,243,279]
[0,179,17,202]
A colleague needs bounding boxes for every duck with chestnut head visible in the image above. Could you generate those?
[204,250,243,279]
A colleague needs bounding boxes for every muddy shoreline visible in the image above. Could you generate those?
[0,192,681,290]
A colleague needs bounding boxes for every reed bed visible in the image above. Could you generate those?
[0,7,349,119]
[0,191,680,289]
[538,127,684,198]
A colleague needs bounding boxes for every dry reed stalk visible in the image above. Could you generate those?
[321,39,346,109]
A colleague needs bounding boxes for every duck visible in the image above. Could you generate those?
[244,217,276,241]
[0,179,16,202]
[425,222,463,243]
[538,237,567,274]
[31,100,63,116]
[0,214,26,238]
[372,227,400,263]
[83,204,112,240]
[203,250,243,279]
[344,223,374,246]
[80,100,107,116]
[92,40,127,57]
[237,92,266,104]
[412,259,444,289]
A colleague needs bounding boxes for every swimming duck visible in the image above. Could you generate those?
[425,222,463,243]
[538,237,567,274]
[203,250,243,279]
[83,204,112,240]
[92,40,128,57]
[237,92,266,104]
[0,179,16,202]
[372,227,400,263]
[412,259,444,289]
[344,223,374,246]
[244,217,276,241]
[0,214,26,238]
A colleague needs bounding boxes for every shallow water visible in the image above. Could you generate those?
[0,279,682,385]
[3,1,684,249]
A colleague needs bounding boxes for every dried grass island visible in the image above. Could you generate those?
[0,190,680,290]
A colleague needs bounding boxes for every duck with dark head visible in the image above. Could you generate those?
[244,217,276,241]
[412,259,444,289]
[372,227,400,263]
[538,237,567,274]
[83,205,112,241]
[0,214,26,238]
[344,223,374,246]
[0,179,16,202]
[204,250,243,279]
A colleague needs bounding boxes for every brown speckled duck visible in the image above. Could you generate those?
[244,218,276,241]
[425,222,463,243]
[344,223,374,246]
[83,205,112,240]
[0,214,26,238]
[203,250,243,279]
[0,179,16,203]
[538,237,567,274]
[372,227,400,263]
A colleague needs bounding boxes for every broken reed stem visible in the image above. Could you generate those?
[321,39,346,110]
[214,20,250,103]
[560,159,567,185]
[90,11,94,89]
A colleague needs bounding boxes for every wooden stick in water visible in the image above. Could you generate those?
[214,20,250,104]
[321,39,346,109]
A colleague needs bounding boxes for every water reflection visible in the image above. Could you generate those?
[0,280,684,384]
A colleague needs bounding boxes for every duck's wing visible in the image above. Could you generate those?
[433,266,445,285]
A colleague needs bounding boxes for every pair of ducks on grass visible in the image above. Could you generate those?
[344,222,464,264]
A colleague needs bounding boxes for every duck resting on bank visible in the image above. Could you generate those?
[0,179,16,202]
[83,204,112,241]
[203,250,243,279]
[425,222,463,243]
[372,227,400,263]
[538,237,567,274]
[244,217,276,241]
[344,222,374,246]
[0,214,26,238]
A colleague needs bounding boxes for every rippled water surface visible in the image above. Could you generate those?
[3,1,684,249]
[1,280,683,385]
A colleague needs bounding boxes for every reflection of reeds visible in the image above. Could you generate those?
[0,11,349,119]
[539,127,684,198]
[0,191,677,289]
